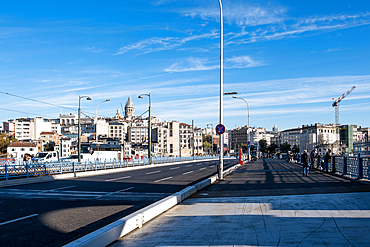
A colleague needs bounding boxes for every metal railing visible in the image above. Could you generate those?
[331,155,369,180]
[0,155,231,181]
[294,154,369,180]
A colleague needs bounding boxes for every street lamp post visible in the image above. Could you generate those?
[138,94,151,165]
[78,95,91,162]
[233,96,250,160]
[95,99,110,141]
[218,0,224,180]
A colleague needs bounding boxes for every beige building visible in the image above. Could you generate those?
[108,122,126,144]
[179,123,203,156]
[39,131,60,152]
[152,121,180,156]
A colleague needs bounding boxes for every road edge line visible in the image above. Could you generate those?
[63,163,240,247]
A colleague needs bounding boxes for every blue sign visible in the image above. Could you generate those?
[247,144,251,148]
[216,124,225,135]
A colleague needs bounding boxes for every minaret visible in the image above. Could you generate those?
[125,95,135,119]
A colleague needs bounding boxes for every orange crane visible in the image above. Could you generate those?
[332,86,356,126]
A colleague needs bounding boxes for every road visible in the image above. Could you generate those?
[0,158,237,247]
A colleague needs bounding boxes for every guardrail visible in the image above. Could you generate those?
[0,155,231,181]
[331,155,370,180]
[291,154,370,180]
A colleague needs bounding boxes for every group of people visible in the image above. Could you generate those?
[301,149,332,176]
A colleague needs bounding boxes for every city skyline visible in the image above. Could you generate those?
[1,0,370,131]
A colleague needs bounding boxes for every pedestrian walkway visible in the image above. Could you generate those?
[109,159,370,247]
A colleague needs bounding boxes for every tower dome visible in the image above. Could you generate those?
[125,95,135,118]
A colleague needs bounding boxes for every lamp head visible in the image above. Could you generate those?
[138,95,143,99]
[232,96,237,99]
[87,97,92,101]
[106,99,111,102]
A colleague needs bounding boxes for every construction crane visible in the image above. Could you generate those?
[332,86,356,126]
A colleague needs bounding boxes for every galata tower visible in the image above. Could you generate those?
[125,95,135,119]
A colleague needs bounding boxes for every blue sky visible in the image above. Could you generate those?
[1,0,369,131]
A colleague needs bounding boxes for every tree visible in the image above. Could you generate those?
[280,142,291,153]
[292,145,300,153]
[259,139,268,154]
[240,143,248,153]
[0,133,18,154]
[44,142,55,151]
[268,143,278,154]
[203,141,212,154]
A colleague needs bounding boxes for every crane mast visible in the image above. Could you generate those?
[332,86,356,154]
[332,86,356,126]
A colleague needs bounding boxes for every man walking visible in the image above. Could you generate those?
[302,150,310,176]
[324,149,332,172]
[310,149,317,169]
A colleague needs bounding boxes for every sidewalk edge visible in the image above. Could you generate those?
[63,163,240,247]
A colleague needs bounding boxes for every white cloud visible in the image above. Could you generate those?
[181,2,286,26]
[84,46,104,53]
[165,57,218,72]
[228,12,370,45]
[115,31,218,55]
[165,55,263,72]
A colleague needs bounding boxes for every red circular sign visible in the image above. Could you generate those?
[216,124,225,135]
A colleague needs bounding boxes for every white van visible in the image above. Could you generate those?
[32,151,59,163]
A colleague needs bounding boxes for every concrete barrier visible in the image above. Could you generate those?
[64,163,240,247]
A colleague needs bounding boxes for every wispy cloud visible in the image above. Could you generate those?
[228,12,370,44]
[165,55,263,72]
[180,1,286,26]
[165,57,218,72]
[84,46,104,53]
[115,31,218,55]
[325,47,342,52]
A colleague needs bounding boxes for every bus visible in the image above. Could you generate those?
[80,143,123,161]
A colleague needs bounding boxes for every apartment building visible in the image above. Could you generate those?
[280,127,302,148]
[299,123,337,154]
[152,121,180,156]
[13,117,53,142]
[108,122,126,144]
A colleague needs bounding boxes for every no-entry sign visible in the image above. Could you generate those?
[216,124,225,135]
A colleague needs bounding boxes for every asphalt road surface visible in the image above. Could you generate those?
[0,158,237,247]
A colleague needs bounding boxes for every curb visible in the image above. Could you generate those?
[63,163,241,247]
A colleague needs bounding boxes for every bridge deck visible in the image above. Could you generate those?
[110,158,370,247]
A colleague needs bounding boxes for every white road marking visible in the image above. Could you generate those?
[50,186,76,191]
[210,165,215,167]
[119,187,135,192]
[186,165,193,167]
[0,214,39,226]
[183,171,193,175]
[105,176,131,182]
[154,177,172,183]
[170,167,180,170]
[95,187,134,198]
[146,170,161,175]
[199,168,206,170]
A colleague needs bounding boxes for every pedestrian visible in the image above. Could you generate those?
[324,149,331,172]
[301,150,310,176]
[310,149,317,169]
[287,151,292,163]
